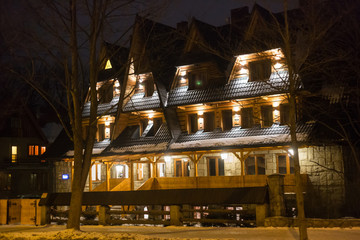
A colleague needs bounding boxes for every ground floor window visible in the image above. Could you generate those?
[277,154,294,174]
[158,162,165,177]
[137,163,143,180]
[207,157,224,176]
[245,155,265,175]
[91,163,102,181]
[114,164,128,178]
[174,159,190,177]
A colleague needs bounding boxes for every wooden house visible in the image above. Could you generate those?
[50,5,346,218]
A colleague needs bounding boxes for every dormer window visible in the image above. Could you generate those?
[144,78,154,97]
[188,71,207,90]
[249,59,271,81]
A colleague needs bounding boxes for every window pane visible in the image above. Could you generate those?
[245,157,255,175]
[175,161,182,177]
[184,161,190,177]
[204,112,215,132]
[91,165,96,181]
[98,124,105,141]
[218,158,225,176]
[261,105,273,127]
[257,156,265,175]
[241,108,253,128]
[189,114,198,133]
[209,158,216,176]
[97,164,101,180]
[280,104,290,125]
[222,110,233,131]
[289,156,294,174]
[278,155,287,174]
[249,59,271,82]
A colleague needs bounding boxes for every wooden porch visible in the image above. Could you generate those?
[90,174,308,193]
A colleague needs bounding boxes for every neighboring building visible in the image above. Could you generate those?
[0,101,51,198]
[49,4,347,218]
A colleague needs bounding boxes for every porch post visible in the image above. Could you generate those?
[267,174,286,217]
[99,205,110,225]
[170,205,182,226]
[129,162,134,190]
[89,163,93,191]
[194,154,198,177]
[106,163,110,191]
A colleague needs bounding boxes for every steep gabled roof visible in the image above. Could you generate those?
[168,71,290,106]
[102,123,172,155]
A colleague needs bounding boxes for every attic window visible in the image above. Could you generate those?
[249,59,271,81]
[188,71,207,90]
[105,59,112,69]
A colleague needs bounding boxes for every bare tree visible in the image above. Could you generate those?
[1,0,168,230]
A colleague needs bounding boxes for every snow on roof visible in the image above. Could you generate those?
[170,133,308,150]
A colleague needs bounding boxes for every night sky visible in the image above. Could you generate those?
[149,0,299,27]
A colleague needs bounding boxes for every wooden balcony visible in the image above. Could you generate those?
[138,174,308,192]
[90,174,308,192]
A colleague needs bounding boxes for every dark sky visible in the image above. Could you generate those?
[150,0,299,27]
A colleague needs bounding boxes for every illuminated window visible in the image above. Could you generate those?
[41,146,46,155]
[261,105,273,127]
[208,157,224,176]
[11,146,17,163]
[245,155,265,175]
[158,162,165,177]
[91,163,102,181]
[115,164,128,178]
[277,154,294,174]
[249,59,271,81]
[105,59,112,69]
[241,107,253,128]
[137,163,143,180]
[174,159,190,177]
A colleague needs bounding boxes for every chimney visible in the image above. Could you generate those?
[177,21,188,35]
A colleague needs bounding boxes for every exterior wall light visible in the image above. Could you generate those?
[164,156,171,162]
[62,174,69,180]
[288,149,294,156]
[221,153,228,160]
[272,101,280,107]
[233,106,240,112]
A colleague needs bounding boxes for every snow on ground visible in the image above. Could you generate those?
[1,225,360,240]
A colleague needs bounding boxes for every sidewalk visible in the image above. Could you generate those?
[0,225,359,240]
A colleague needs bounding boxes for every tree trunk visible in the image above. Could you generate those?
[289,88,308,240]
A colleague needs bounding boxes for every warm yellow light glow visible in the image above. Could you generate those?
[114,80,120,87]
[12,146,17,154]
[198,110,204,116]
[180,70,186,76]
[233,106,240,112]
[240,61,246,66]
[198,117,204,124]
[183,158,188,162]
[274,109,279,117]
[148,119,153,124]
[272,101,280,107]
[221,153,228,160]
[288,149,294,156]
[148,113,154,119]
[105,59,112,69]
[240,68,248,74]
[164,156,171,162]
[180,77,186,83]
[274,63,282,69]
